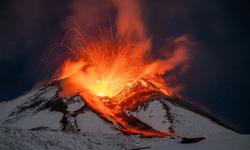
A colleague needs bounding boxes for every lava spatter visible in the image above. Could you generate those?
[48,0,193,137]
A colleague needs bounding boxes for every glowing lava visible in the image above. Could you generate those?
[92,80,113,97]
[48,0,194,137]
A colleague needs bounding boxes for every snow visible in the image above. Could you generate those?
[0,126,248,150]
[0,86,62,130]
[76,111,119,134]
[149,133,250,150]
[0,86,58,124]
[3,110,63,130]
[130,98,235,138]
[0,127,181,150]
[130,100,171,133]
[0,89,39,124]
[39,87,58,99]
[164,100,235,138]
[66,96,85,111]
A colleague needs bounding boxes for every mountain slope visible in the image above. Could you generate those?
[0,80,237,138]
[0,82,118,134]
[128,98,235,138]
[149,133,250,150]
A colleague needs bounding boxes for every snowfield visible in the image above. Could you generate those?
[149,133,250,150]
[0,127,249,150]
[76,111,119,134]
[0,127,181,150]
[129,98,235,138]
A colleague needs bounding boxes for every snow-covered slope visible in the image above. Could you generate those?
[149,133,250,150]
[0,82,118,134]
[128,98,235,138]
[0,85,63,130]
[0,80,237,138]
[0,126,181,150]
[0,127,248,150]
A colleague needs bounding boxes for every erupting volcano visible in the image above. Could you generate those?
[44,0,194,137]
[0,0,238,142]
[1,0,249,149]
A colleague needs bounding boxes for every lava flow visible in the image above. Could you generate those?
[48,0,193,137]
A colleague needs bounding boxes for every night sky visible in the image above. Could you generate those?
[0,0,249,133]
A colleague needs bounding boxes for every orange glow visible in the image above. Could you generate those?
[92,80,114,97]
[98,92,105,97]
[49,0,194,137]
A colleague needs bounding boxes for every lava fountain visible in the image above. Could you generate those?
[47,0,194,137]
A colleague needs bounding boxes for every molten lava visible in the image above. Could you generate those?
[58,29,171,98]
[48,0,194,137]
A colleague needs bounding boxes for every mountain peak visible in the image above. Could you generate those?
[0,80,236,138]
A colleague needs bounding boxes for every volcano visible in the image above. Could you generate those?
[0,80,237,139]
[1,0,249,149]
[0,0,243,147]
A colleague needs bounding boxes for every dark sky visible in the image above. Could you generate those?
[0,0,249,133]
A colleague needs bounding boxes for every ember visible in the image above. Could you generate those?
[48,0,194,137]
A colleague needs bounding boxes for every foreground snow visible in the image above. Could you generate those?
[149,133,250,150]
[0,127,249,150]
[0,127,181,150]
